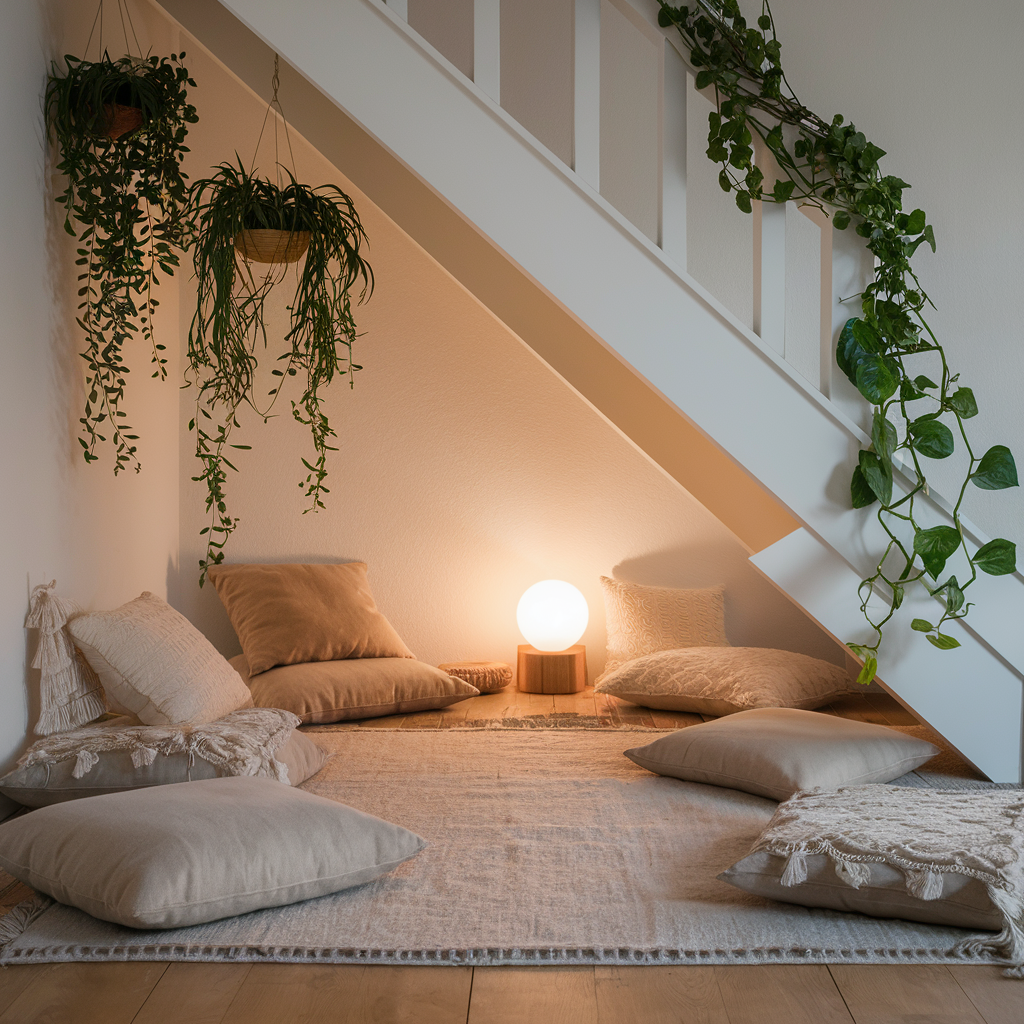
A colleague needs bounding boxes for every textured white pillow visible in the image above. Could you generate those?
[69,592,252,725]
[598,577,727,682]
[596,646,854,715]
[0,776,426,928]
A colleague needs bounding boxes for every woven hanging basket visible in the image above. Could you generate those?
[234,229,312,265]
[101,103,143,141]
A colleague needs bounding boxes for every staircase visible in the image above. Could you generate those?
[158,0,1024,781]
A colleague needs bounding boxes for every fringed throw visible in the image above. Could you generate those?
[25,581,105,735]
[14,708,301,785]
[752,785,1024,976]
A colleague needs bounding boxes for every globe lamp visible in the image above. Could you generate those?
[516,580,589,694]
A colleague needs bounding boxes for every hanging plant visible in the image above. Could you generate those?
[656,0,1017,682]
[187,157,373,582]
[46,46,197,473]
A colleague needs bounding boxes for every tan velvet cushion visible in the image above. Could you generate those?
[68,592,253,725]
[208,562,415,675]
[598,577,728,681]
[624,708,939,801]
[0,776,426,928]
[0,717,328,808]
[596,646,854,715]
[719,849,1002,931]
[231,654,479,724]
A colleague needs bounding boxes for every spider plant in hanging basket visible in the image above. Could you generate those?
[46,52,198,474]
[187,158,374,582]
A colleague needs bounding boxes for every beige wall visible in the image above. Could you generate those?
[173,34,841,675]
[0,0,180,765]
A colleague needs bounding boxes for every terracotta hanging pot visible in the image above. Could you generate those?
[101,102,144,140]
[233,228,311,264]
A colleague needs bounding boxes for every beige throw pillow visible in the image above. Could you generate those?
[599,577,727,681]
[596,646,854,715]
[209,562,415,675]
[0,776,427,928]
[719,850,1002,931]
[0,710,328,807]
[624,708,939,801]
[232,654,478,724]
[69,592,252,725]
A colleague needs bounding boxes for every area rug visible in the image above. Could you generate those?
[0,730,1006,968]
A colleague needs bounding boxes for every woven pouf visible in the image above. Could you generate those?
[437,661,513,694]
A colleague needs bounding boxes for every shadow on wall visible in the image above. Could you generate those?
[612,543,847,665]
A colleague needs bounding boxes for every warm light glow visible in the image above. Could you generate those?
[517,580,589,652]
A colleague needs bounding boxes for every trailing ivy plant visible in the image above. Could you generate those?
[46,52,197,473]
[187,158,373,582]
[656,0,1017,682]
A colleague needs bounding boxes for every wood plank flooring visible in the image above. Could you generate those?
[0,686,1013,1022]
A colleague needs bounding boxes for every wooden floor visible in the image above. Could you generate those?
[0,686,1015,1023]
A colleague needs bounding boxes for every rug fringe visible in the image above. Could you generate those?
[0,938,1013,971]
[0,896,54,961]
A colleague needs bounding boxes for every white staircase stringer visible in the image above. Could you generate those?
[752,528,1023,783]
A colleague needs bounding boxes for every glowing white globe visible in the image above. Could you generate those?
[517,580,589,652]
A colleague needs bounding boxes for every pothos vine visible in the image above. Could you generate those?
[657,0,1017,683]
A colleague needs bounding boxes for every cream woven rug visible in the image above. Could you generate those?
[0,730,1004,967]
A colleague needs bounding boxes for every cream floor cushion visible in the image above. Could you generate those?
[598,577,728,682]
[596,646,855,715]
[0,776,427,929]
[625,708,939,801]
[0,709,328,807]
[69,592,252,725]
[231,655,478,724]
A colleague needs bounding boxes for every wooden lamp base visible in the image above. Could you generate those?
[517,644,588,694]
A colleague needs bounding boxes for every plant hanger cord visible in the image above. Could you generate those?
[250,55,299,190]
[84,0,144,63]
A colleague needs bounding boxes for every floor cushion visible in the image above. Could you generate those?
[0,709,328,807]
[231,654,479,723]
[208,562,415,674]
[598,577,727,682]
[0,776,426,928]
[624,708,938,800]
[596,646,854,715]
[69,592,252,725]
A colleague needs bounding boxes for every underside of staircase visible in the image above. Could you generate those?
[156,0,1024,781]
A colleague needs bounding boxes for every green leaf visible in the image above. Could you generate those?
[914,375,938,390]
[718,169,732,193]
[939,576,965,614]
[923,224,936,252]
[911,618,934,632]
[908,417,954,459]
[913,525,962,578]
[906,209,926,234]
[855,355,899,404]
[927,633,961,650]
[856,655,877,685]
[871,411,898,462]
[946,387,978,419]
[771,179,796,203]
[695,69,715,90]
[850,465,877,508]
[973,538,1017,576]
[858,450,892,505]
[735,191,752,214]
[972,446,1018,490]
[833,210,851,230]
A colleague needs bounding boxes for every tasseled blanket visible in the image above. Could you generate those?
[752,785,1024,976]
[14,707,301,785]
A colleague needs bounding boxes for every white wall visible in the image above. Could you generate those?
[0,1,180,766]
[172,33,842,677]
